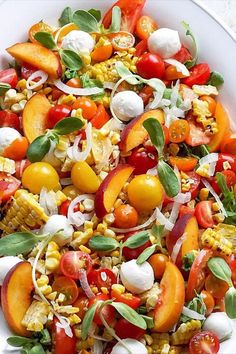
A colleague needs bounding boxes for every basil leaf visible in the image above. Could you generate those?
[109,6,121,33]
[136,245,156,265]
[59,7,73,27]
[207,71,224,87]
[207,257,233,287]
[81,303,98,340]
[0,232,40,256]
[158,159,180,197]
[89,236,120,252]
[29,343,45,354]
[0,82,11,96]
[53,117,83,135]
[7,336,34,347]
[111,302,147,330]
[225,287,236,319]
[60,49,83,70]
[88,9,101,22]
[27,135,51,163]
[141,315,154,329]
[143,118,164,156]
[181,21,198,69]
[73,10,98,33]
[34,32,56,50]
[115,62,140,85]
[123,231,149,249]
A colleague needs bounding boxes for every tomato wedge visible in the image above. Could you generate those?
[216,153,236,172]
[135,15,158,40]
[60,251,92,280]
[182,63,211,87]
[88,293,115,326]
[115,318,145,339]
[52,318,76,354]
[0,173,21,203]
[189,331,220,354]
[90,104,110,129]
[169,156,198,172]
[212,170,236,194]
[185,120,211,147]
[0,110,20,131]
[88,268,117,290]
[135,38,148,56]
[195,201,215,229]
[173,44,192,64]
[0,68,18,88]
[111,288,141,309]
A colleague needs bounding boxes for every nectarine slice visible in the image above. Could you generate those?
[181,216,199,257]
[95,164,134,218]
[23,93,51,142]
[7,42,62,78]
[208,103,230,152]
[1,261,34,336]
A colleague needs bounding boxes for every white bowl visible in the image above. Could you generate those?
[0,0,236,353]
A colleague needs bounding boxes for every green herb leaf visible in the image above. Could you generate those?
[0,82,11,96]
[111,302,147,330]
[207,257,233,287]
[59,7,73,27]
[225,287,236,319]
[60,49,83,70]
[64,68,79,80]
[34,32,56,49]
[143,118,165,156]
[207,71,224,87]
[38,329,51,345]
[81,302,98,340]
[182,251,196,272]
[0,232,41,256]
[80,73,104,101]
[115,62,140,85]
[181,294,206,323]
[89,236,120,252]
[141,315,154,329]
[28,343,45,354]
[27,135,51,163]
[158,159,180,197]
[88,9,101,22]
[73,10,98,33]
[53,117,83,135]
[7,336,34,347]
[136,245,156,265]
[109,6,121,33]
[151,225,165,252]
[181,21,198,69]
[123,231,149,249]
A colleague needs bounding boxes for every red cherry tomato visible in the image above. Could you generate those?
[216,153,236,172]
[172,44,192,64]
[185,120,211,147]
[115,318,145,339]
[127,146,157,175]
[52,318,76,354]
[59,200,80,217]
[88,293,115,326]
[0,172,21,203]
[60,251,92,280]
[111,288,141,309]
[47,105,71,129]
[21,63,38,80]
[139,85,153,105]
[136,53,165,79]
[0,68,18,88]
[0,110,21,131]
[229,255,236,287]
[195,201,214,229]
[90,104,110,129]
[123,231,151,260]
[135,38,148,56]
[3,137,29,161]
[212,170,236,194]
[184,171,201,199]
[179,205,195,218]
[52,276,79,305]
[189,331,220,354]
[88,268,117,290]
[182,63,211,87]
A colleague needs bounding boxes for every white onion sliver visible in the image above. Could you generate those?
[55,315,73,337]
[60,177,72,186]
[111,208,157,233]
[199,153,219,166]
[169,202,180,225]
[170,80,180,108]
[164,59,190,77]
[147,167,158,176]
[26,70,48,90]
[68,193,95,227]
[53,79,103,96]
[39,187,49,215]
[46,191,58,216]
[171,232,187,263]
[208,161,217,177]
[103,81,115,90]
[92,339,103,354]
[202,178,227,217]
[156,208,174,231]
[145,89,164,110]
[182,306,206,320]
[173,192,191,204]
[79,270,95,299]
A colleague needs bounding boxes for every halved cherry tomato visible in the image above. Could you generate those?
[169,120,190,143]
[164,65,188,81]
[195,201,214,229]
[168,156,198,172]
[200,290,215,316]
[59,199,80,217]
[135,15,158,40]
[182,63,211,87]
[220,132,236,155]
[172,44,192,64]
[135,38,148,56]
[60,251,92,280]
[28,21,54,44]
[87,268,117,290]
[88,293,115,326]
[163,125,170,145]
[138,85,153,105]
[127,146,157,175]
[52,318,76,354]
[21,63,38,80]
[136,53,165,79]
[148,253,169,279]
[90,104,110,129]
[189,331,220,354]
[66,78,81,88]
[114,204,138,229]
[115,318,145,339]
[205,273,229,299]
[52,276,79,305]
[73,296,89,320]
[123,231,151,260]
[212,170,236,194]
[110,31,135,51]
[0,68,18,88]
[47,104,71,129]
[200,95,217,116]
[72,97,97,120]
[111,288,141,309]
[3,137,29,161]
[216,153,236,172]
[102,0,146,33]
[179,205,195,218]
[91,43,113,62]
[185,120,211,147]
[0,172,21,203]
[0,110,20,130]
[183,171,201,199]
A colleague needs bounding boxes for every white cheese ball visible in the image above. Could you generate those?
[111,91,144,122]
[148,28,181,59]
[203,312,233,341]
[120,260,154,294]
[0,256,22,286]
[111,339,148,354]
[61,30,95,54]
[0,127,21,155]
[41,215,74,247]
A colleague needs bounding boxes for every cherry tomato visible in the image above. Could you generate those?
[123,231,151,261]
[214,297,225,312]
[72,97,97,120]
[200,290,215,316]
[21,63,38,80]
[73,296,89,320]
[60,251,92,280]
[87,268,117,290]
[195,201,214,229]
[183,171,201,199]
[136,53,165,79]
[111,31,135,51]
[0,111,20,130]
[111,288,141,309]
[216,153,236,172]
[3,137,29,161]
[212,170,236,194]
[47,104,71,129]
[127,146,157,175]
[52,318,76,354]
[91,43,113,62]
[114,204,138,229]
[148,253,169,279]
[169,156,198,172]
[0,172,21,203]
[0,68,18,88]
[28,22,54,43]
[164,65,188,81]
[88,293,115,326]
[163,125,170,145]
[205,273,229,299]
[189,331,220,354]
[135,38,148,56]
[172,44,192,64]
[135,15,158,40]
[185,120,211,147]
[51,88,64,101]
[200,96,217,116]
[220,133,236,155]
[66,78,81,88]
[59,199,80,217]
[169,120,190,143]
[139,85,153,105]
[52,276,79,305]
[90,104,110,129]
[179,205,195,218]
[182,63,211,87]
[115,318,145,339]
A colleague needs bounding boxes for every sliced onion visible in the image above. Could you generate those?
[182,306,206,320]
[39,187,58,216]
[173,192,191,204]
[111,208,157,233]
[155,208,174,231]
[55,315,73,337]
[169,202,180,225]
[92,339,103,354]
[103,81,115,90]
[68,194,95,227]
[67,122,92,161]
[164,59,190,77]
[147,167,158,176]
[199,153,219,166]
[145,89,164,110]
[171,232,187,263]
[79,270,95,299]
[208,161,217,177]
[202,178,227,217]
[60,177,72,186]
[170,80,180,107]
[53,79,103,96]
[26,70,48,90]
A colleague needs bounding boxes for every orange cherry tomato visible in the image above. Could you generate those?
[73,296,89,320]
[66,78,82,88]
[168,156,198,172]
[205,273,229,299]
[72,97,97,120]
[200,95,217,116]
[90,104,110,129]
[164,65,188,81]
[148,254,169,280]
[28,22,54,44]
[169,120,190,143]
[52,276,79,305]
[114,204,138,229]
[200,290,215,316]
[3,137,29,161]
[111,31,135,51]
[139,85,153,105]
[214,297,225,312]
[135,15,158,40]
[91,44,113,62]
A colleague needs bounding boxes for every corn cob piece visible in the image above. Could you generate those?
[21,300,50,332]
[0,157,16,174]
[201,228,233,256]
[150,334,183,353]
[171,320,201,345]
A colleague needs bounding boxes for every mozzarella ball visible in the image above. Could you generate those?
[111,91,144,122]
[120,259,154,294]
[41,215,74,246]
[0,127,21,155]
[203,312,233,341]
[0,256,22,286]
[148,28,181,59]
[111,339,148,354]
[62,30,95,54]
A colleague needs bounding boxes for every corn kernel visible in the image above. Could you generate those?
[97,223,107,233]
[212,202,220,212]
[110,250,120,257]
[144,334,153,346]
[101,287,109,295]
[199,188,209,201]
[111,284,125,294]
[104,229,116,238]
[45,258,60,271]
[213,213,225,223]
[46,291,57,301]
[79,245,91,254]
[57,293,66,303]
[38,285,52,296]
[37,275,49,287]
[84,221,94,229]
[91,286,99,294]
[223,161,231,170]
[69,314,81,325]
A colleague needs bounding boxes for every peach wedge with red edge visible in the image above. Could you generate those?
[7,42,62,78]
[95,164,134,218]
[1,261,34,337]
[23,93,51,143]
[119,109,164,153]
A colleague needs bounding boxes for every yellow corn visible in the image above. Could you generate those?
[36,274,49,287]
[199,188,209,201]
[55,190,67,206]
[101,287,109,295]
[45,241,61,272]
[171,320,201,345]
[76,337,94,350]
[111,284,125,294]
[71,229,93,248]
[16,79,27,91]
[196,164,211,178]
[201,228,233,256]
[58,94,76,105]
[0,157,16,174]
[21,301,50,332]
[68,314,81,325]
[79,245,91,254]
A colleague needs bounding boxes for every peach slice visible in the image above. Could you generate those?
[120,109,164,153]
[95,164,134,218]
[23,93,51,142]
[7,42,62,78]
[1,261,34,336]
[208,102,230,152]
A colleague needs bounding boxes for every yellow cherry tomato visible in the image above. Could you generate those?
[62,185,80,200]
[71,161,100,193]
[22,162,60,194]
[127,174,163,211]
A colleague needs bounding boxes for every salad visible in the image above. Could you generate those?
[0,0,235,353]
